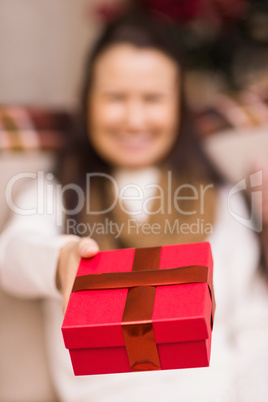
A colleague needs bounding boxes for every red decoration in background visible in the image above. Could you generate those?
[90,0,203,24]
[209,0,247,20]
[142,0,248,25]
[88,0,128,23]
[202,0,248,30]
[89,0,248,25]
[139,0,202,22]
[92,2,125,23]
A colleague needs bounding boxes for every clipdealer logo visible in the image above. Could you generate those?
[5,170,264,233]
[5,171,214,231]
[227,170,262,232]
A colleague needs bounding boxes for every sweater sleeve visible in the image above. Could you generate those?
[209,186,268,402]
[0,181,67,299]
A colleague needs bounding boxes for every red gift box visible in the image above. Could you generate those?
[62,242,215,376]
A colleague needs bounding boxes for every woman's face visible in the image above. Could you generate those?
[88,44,180,169]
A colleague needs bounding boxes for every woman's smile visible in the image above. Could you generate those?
[111,132,155,150]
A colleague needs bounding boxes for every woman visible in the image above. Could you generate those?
[1,9,268,402]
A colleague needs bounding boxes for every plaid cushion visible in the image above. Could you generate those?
[0,106,70,151]
[1,87,267,152]
[195,88,268,138]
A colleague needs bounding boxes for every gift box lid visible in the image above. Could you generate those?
[62,242,214,350]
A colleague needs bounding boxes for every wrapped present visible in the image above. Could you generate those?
[62,242,215,375]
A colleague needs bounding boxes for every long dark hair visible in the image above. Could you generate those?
[55,10,223,205]
[54,8,268,278]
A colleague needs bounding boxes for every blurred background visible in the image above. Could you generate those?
[1,0,268,107]
[0,1,268,401]
[1,0,268,180]
[0,0,99,107]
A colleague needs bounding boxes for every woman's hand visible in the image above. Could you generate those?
[56,236,99,314]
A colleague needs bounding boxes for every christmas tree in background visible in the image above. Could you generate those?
[93,0,268,89]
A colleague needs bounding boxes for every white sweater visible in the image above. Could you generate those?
[0,171,268,402]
